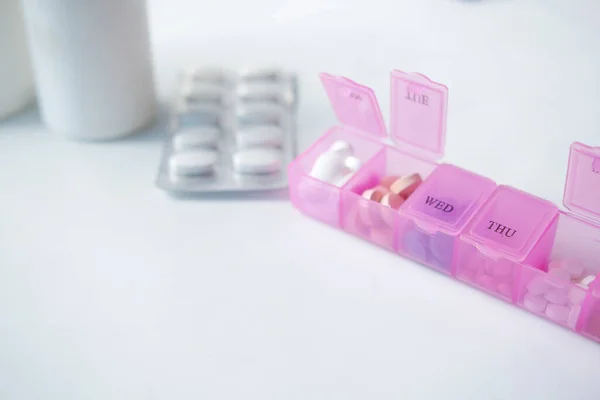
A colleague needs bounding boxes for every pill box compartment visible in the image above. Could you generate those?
[516,212,599,331]
[396,164,497,274]
[288,128,383,227]
[340,147,437,250]
[455,186,559,301]
[525,142,600,340]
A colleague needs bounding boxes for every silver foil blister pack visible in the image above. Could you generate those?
[156,67,298,194]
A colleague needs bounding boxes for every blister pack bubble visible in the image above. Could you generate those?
[156,67,298,194]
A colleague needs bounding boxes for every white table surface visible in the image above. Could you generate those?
[2,0,600,399]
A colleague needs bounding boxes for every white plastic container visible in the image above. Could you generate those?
[21,0,157,140]
[0,0,35,120]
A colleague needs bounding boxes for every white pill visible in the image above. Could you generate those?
[169,150,218,175]
[579,275,597,288]
[182,83,225,102]
[173,127,221,150]
[237,82,283,99]
[310,150,347,184]
[237,103,284,122]
[545,303,570,323]
[236,125,283,148]
[329,140,354,159]
[523,293,548,313]
[343,156,362,172]
[333,156,363,187]
[544,287,569,305]
[492,263,512,278]
[232,148,281,174]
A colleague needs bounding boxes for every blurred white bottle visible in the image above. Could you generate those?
[0,0,35,120]
[21,0,157,140]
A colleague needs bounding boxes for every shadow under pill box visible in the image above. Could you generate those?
[288,70,600,345]
[155,67,298,194]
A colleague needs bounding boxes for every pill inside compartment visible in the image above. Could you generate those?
[455,186,559,301]
[395,164,496,274]
[339,147,437,251]
[516,212,600,333]
[288,128,384,228]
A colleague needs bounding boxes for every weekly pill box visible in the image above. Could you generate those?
[288,70,600,344]
[156,67,298,194]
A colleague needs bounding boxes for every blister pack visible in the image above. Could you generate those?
[156,67,298,194]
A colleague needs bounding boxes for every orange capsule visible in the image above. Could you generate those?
[380,175,401,189]
[381,192,405,210]
[380,192,405,227]
[361,185,389,202]
[389,173,422,198]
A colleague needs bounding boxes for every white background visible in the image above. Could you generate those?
[1,0,600,398]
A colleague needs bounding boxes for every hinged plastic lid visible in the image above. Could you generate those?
[390,70,448,160]
[564,142,600,221]
[320,73,387,138]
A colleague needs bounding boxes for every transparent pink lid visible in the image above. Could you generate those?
[564,142,600,222]
[390,70,448,160]
[320,71,448,160]
[320,73,387,138]
[466,186,558,260]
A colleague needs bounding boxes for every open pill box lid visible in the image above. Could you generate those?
[320,70,448,160]
[564,142,600,222]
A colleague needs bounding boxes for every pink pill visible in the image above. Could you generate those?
[562,259,585,280]
[523,293,548,314]
[544,287,569,305]
[476,274,496,292]
[545,303,570,323]
[568,287,587,305]
[381,192,405,210]
[548,267,571,282]
[526,276,549,296]
[346,205,369,234]
[379,175,400,189]
[476,273,491,286]
[461,269,477,283]
[362,186,389,202]
[497,283,512,298]
[370,228,393,248]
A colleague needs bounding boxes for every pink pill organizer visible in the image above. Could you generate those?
[288,70,600,344]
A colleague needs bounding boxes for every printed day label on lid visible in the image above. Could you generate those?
[390,70,448,160]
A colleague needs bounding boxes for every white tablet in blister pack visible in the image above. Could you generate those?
[155,67,298,194]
